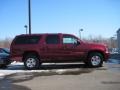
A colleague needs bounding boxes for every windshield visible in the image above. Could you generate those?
[2,48,10,54]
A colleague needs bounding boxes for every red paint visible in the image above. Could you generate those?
[10,33,110,63]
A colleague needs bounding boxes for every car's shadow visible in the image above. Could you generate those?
[40,63,88,70]
[1,63,91,70]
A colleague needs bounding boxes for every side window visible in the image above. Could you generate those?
[46,35,60,44]
[14,36,40,44]
[63,35,77,44]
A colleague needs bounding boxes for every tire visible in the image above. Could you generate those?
[0,64,7,68]
[86,52,103,67]
[24,54,40,70]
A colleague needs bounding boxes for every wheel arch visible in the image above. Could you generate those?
[87,50,105,60]
[22,51,40,62]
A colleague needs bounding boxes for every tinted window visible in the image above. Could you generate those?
[14,36,40,44]
[46,35,60,44]
[63,35,77,44]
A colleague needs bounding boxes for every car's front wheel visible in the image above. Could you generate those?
[24,54,40,70]
[86,52,103,67]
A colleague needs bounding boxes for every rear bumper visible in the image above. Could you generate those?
[10,56,23,62]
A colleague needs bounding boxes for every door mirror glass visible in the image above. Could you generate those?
[76,40,80,45]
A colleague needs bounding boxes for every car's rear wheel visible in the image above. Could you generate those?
[86,52,103,67]
[24,54,40,70]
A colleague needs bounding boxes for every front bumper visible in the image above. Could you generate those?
[104,52,110,61]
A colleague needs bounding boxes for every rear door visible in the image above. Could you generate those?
[43,34,63,61]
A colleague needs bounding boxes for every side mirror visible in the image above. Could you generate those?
[73,40,80,46]
[77,40,80,45]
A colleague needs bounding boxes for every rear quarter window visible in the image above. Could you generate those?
[46,35,60,44]
[14,36,41,44]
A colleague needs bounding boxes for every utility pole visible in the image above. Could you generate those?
[28,0,31,34]
[111,37,115,49]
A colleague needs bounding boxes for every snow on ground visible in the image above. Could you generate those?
[0,59,120,79]
[0,62,69,79]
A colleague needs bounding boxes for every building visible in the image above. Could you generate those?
[117,28,120,53]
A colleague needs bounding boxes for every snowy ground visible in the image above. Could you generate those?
[0,59,120,79]
[0,62,85,79]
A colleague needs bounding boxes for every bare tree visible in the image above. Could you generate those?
[82,35,117,49]
[0,37,12,48]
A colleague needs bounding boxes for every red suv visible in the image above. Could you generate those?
[10,33,109,69]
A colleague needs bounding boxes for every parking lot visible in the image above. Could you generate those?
[0,55,120,90]
[1,0,120,90]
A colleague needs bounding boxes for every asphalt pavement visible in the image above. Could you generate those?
[0,55,120,90]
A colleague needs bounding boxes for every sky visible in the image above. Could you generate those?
[0,0,120,39]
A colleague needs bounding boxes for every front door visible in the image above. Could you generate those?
[61,34,84,61]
